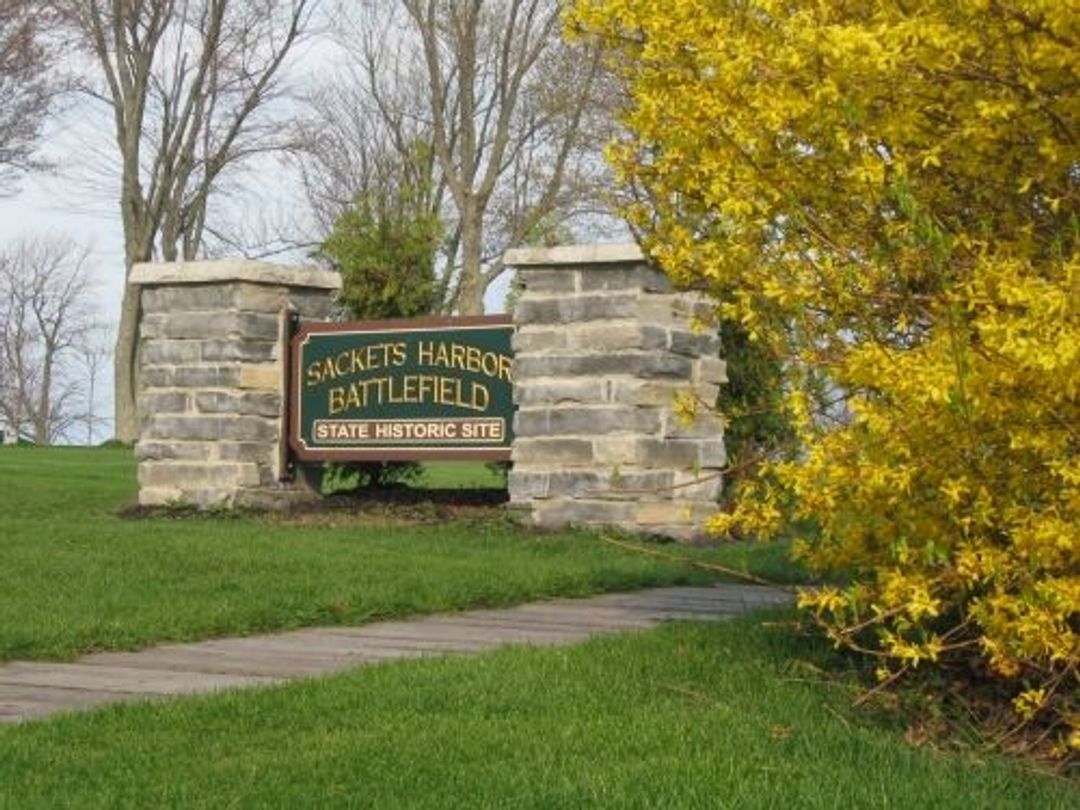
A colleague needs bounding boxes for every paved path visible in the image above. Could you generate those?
[0,584,791,724]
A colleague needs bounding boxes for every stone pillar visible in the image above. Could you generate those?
[131,261,341,509]
[506,244,726,542]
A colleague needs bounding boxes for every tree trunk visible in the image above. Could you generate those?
[113,280,140,443]
[34,355,50,445]
[456,206,486,315]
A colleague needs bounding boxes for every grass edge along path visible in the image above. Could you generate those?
[0,446,803,662]
[1,613,1073,809]
[0,584,792,723]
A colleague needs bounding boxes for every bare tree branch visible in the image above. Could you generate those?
[0,0,63,193]
[55,0,318,440]
[296,0,618,315]
[0,236,99,444]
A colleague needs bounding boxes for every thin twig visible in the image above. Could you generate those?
[600,533,797,593]
[854,665,911,707]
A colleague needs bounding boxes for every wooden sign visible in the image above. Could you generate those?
[288,315,514,461]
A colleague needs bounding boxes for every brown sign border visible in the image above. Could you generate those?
[287,314,514,463]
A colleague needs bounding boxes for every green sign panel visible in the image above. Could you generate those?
[289,315,514,461]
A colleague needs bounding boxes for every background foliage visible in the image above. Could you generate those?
[570,0,1078,758]
[316,147,443,489]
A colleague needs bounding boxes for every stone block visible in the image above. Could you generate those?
[513,352,692,380]
[216,441,274,464]
[635,438,703,469]
[508,470,550,500]
[238,364,281,391]
[640,353,696,379]
[138,391,190,416]
[141,340,201,366]
[149,310,279,342]
[514,406,660,437]
[131,261,342,292]
[141,284,232,313]
[695,356,728,385]
[195,391,281,418]
[148,311,233,340]
[138,485,184,506]
[138,313,168,339]
[174,366,243,388]
[232,283,287,313]
[592,436,639,465]
[609,380,679,407]
[135,441,213,462]
[200,340,277,363]
[563,323,668,352]
[138,461,261,489]
[532,499,637,527]
[515,292,638,325]
[662,410,726,440]
[540,468,675,500]
[540,470,607,499]
[512,327,568,353]
[693,383,722,406]
[518,268,579,294]
[672,471,723,501]
[142,365,244,389]
[578,266,673,293]
[288,289,339,320]
[698,438,727,469]
[513,378,605,406]
[144,414,277,443]
[510,437,594,465]
[635,296,679,325]
[232,312,282,341]
[181,488,234,509]
[672,294,717,322]
[635,501,693,526]
[669,329,721,357]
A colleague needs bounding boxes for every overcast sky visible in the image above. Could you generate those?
[0,8,611,443]
[0,82,512,445]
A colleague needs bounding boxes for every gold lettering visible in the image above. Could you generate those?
[391,342,407,366]
[334,351,352,377]
[346,384,362,411]
[366,377,388,405]
[449,342,464,370]
[481,351,498,378]
[466,345,482,373]
[472,383,489,411]
[329,387,345,415]
[418,341,434,366]
[365,345,381,372]
[437,376,454,404]
[498,354,512,383]
[418,375,436,402]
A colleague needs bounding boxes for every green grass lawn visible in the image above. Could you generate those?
[0,446,797,661]
[1,447,1073,806]
[2,618,1073,808]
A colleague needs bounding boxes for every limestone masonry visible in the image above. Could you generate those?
[133,261,341,508]
[505,245,726,541]
[133,246,726,540]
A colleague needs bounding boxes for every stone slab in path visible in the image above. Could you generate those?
[0,584,791,725]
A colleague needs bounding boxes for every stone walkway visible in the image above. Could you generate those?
[0,584,791,724]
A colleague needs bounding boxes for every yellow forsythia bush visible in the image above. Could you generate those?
[569,0,1078,752]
